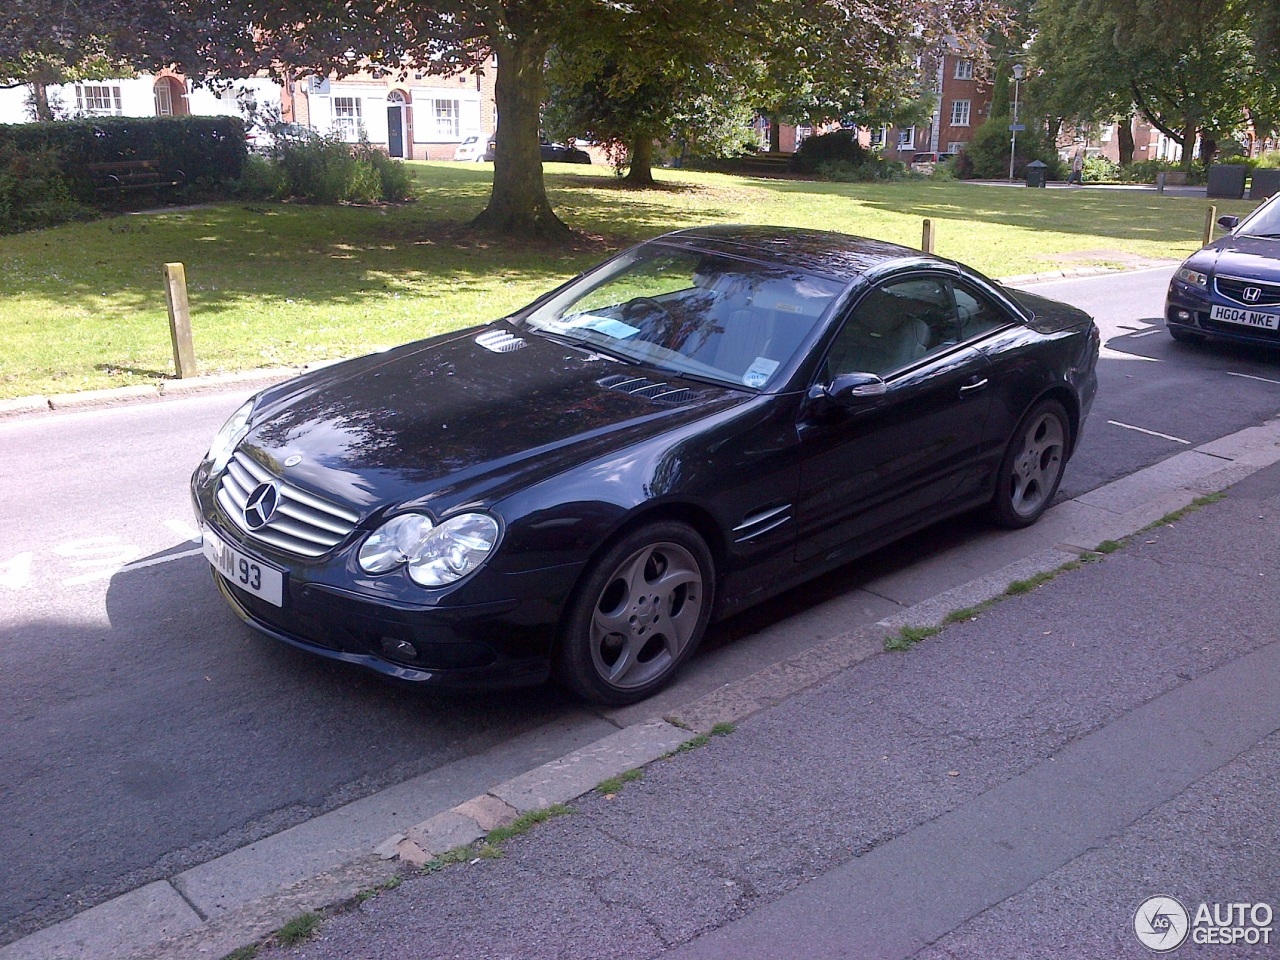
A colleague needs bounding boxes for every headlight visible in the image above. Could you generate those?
[207,400,254,474]
[1176,266,1209,288]
[358,512,500,586]
[358,514,434,573]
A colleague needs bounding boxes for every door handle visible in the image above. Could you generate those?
[959,377,989,396]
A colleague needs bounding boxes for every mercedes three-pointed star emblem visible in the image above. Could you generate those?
[243,481,281,530]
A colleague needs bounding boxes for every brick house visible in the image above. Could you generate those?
[877,51,993,161]
[0,62,496,161]
[282,60,497,159]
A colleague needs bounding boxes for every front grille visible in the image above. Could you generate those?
[1215,275,1280,308]
[217,451,361,558]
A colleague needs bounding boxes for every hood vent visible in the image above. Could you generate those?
[475,329,527,353]
[598,374,696,405]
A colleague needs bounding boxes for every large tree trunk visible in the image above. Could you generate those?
[1117,114,1135,166]
[624,135,655,185]
[470,31,570,239]
[32,82,52,122]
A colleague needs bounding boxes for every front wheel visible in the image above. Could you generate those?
[989,399,1070,529]
[555,522,713,706]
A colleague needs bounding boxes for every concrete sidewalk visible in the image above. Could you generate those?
[247,441,1280,960]
[5,411,1276,959]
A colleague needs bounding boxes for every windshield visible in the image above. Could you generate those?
[519,244,844,389]
[1237,196,1280,238]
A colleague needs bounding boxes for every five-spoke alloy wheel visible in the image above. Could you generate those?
[556,522,713,705]
[991,399,1070,529]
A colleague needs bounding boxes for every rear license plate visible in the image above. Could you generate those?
[202,527,284,606]
[1211,304,1280,330]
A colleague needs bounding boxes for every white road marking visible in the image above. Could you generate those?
[1130,329,1163,338]
[0,552,33,590]
[1107,420,1191,445]
[1226,371,1280,386]
[61,548,204,586]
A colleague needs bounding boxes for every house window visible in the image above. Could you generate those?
[947,141,966,154]
[950,100,971,127]
[432,98,460,139]
[954,59,974,80]
[868,125,886,147]
[333,96,363,140]
[897,126,915,150]
[76,84,122,116]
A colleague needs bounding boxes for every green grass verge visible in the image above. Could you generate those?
[0,162,1256,398]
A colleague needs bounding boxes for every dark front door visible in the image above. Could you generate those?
[387,107,404,158]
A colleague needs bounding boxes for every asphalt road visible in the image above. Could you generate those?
[3,264,1280,944]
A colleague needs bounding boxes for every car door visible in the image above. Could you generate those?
[795,272,994,564]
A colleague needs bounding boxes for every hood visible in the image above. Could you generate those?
[237,323,744,515]
[1204,234,1280,279]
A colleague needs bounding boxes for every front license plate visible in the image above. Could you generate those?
[1211,304,1280,330]
[202,528,284,607]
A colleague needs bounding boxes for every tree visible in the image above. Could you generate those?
[1032,0,1276,167]
[0,0,137,120]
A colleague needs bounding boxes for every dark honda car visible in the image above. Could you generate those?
[1167,189,1280,347]
[192,226,1099,705]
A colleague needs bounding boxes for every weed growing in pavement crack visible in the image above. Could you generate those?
[674,721,737,754]
[598,768,645,795]
[1141,491,1228,532]
[884,624,941,651]
[274,911,322,947]
[486,803,573,845]
[221,946,258,960]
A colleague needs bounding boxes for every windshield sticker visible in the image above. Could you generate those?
[556,313,641,339]
[743,356,780,388]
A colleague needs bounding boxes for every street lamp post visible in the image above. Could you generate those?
[1008,63,1025,181]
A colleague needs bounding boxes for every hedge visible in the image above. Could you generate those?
[0,115,246,199]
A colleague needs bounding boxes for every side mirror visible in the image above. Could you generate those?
[807,372,887,409]
[1217,215,1239,231]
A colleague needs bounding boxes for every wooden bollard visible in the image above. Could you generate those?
[163,262,197,379]
[922,218,935,254]
[1202,205,1217,248]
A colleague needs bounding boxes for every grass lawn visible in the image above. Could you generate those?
[0,162,1257,399]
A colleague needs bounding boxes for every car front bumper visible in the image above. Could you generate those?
[1166,284,1280,347]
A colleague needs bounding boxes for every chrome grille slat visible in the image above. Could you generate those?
[276,499,353,535]
[217,451,361,558]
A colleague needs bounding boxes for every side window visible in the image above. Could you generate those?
[951,281,1011,340]
[825,276,959,378]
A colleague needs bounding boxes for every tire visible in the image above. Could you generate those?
[989,399,1070,529]
[1168,324,1204,344]
[555,522,714,706]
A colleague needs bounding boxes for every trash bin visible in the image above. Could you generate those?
[1249,168,1280,200]
[1207,163,1246,199]
[1025,160,1048,188]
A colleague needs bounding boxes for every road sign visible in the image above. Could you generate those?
[1008,124,1026,132]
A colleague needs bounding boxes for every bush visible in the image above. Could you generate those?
[272,136,415,203]
[0,116,245,200]
[815,157,913,182]
[963,116,1063,180]
[0,141,96,234]
[791,130,866,174]
[1253,151,1280,170]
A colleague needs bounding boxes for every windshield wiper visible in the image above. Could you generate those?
[533,329,640,364]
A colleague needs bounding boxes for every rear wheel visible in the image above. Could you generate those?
[555,522,713,706]
[990,399,1069,529]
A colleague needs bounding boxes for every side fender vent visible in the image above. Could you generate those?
[598,375,695,405]
[475,329,527,353]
